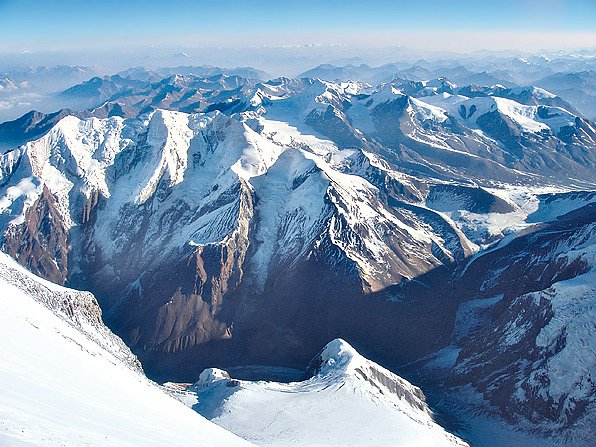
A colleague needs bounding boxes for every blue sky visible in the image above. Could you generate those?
[0,0,594,51]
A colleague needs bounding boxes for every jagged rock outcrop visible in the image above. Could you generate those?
[3,185,69,284]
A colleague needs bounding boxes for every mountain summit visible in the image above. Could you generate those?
[186,338,469,447]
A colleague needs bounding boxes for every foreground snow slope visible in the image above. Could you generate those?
[0,253,254,447]
[183,339,469,447]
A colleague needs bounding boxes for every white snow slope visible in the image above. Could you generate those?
[0,252,254,447]
[182,339,469,447]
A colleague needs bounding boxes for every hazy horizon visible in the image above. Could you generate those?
[1,43,595,78]
[0,0,594,122]
[1,0,595,63]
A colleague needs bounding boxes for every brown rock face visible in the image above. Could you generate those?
[122,216,250,353]
[2,185,69,285]
[88,184,255,373]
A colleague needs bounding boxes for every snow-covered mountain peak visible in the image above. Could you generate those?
[308,338,431,414]
[316,337,360,372]
[423,93,577,133]
[339,80,372,95]
[372,83,406,105]
[137,109,193,203]
[0,113,131,229]
[427,77,457,91]
[29,113,129,183]
[512,85,557,99]
[188,338,469,446]
[195,367,231,387]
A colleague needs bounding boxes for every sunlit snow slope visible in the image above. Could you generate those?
[0,252,254,447]
[181,339,469,447]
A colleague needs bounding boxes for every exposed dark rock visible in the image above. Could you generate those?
[2,185,69,284]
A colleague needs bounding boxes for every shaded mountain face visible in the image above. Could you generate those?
[420,200,596,446]
[0,71,594,444]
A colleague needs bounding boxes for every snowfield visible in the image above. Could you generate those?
[180,339,469,447]
[0,253,254,447]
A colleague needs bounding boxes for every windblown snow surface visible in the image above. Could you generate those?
[175,339,469,447]
[0,253,254,447]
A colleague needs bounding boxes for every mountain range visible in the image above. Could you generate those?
[0,62,594,446]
